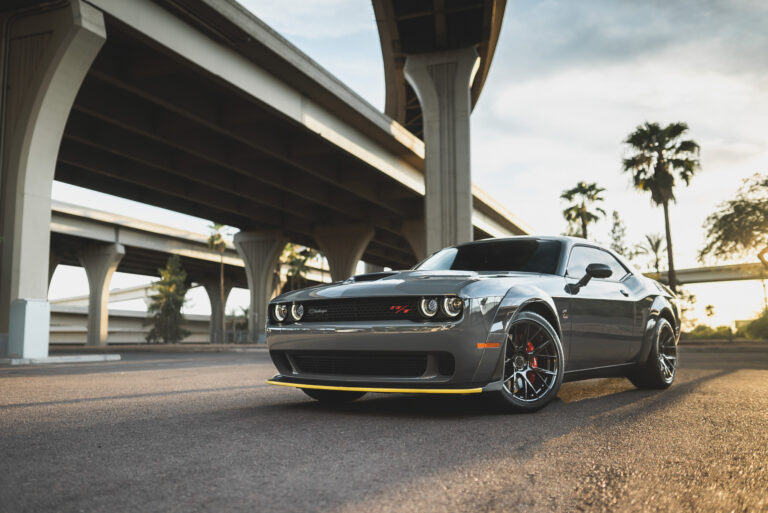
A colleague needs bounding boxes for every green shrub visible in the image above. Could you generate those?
[743,310,768,340]
[681,324,733,340]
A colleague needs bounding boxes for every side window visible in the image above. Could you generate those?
[566,246,629,282]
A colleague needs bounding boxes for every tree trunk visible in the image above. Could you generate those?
[580,216,588,239]
[662,200,677,292]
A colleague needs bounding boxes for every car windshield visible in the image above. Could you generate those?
[415,239,562,274]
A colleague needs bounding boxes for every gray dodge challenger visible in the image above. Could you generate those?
[266,236,680,411]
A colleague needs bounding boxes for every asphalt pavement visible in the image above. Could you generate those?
[1,347,766,512]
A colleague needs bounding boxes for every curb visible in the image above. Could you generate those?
[0,354,121,366]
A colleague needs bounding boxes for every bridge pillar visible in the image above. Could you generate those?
[314,223,374,282]
[364,263,384,274]
[49,248,61,287]
[201,277,233,344]
[401,218,428,262]
[234,231,287,343]
[78,243,125,346]
[404,47,479,255]
[0,2,106,357]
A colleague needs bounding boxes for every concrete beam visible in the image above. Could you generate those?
[314,224,375,281]
[0,1,106,357]
[86,0,426,194]
[234,231,287,343]
[404,47,479,255]
[646,263,767,285]
[78,243,125,346]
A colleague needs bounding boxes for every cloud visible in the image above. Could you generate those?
[495,0,768,83]
[472,0,768,267]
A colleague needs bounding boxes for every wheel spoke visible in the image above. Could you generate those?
[532,339,552,355]
[502,319,560,402]
[528,326,544,345]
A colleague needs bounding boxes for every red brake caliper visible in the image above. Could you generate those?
[526,341,537,384]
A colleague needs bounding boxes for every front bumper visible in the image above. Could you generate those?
[265,298,505,389]
[266,375,484,394]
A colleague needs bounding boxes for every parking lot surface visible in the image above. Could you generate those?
[1,347,766,512]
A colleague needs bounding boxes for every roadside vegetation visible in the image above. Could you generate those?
[560,182,606,239]
[146,255,190,344]
[622,122,701,292]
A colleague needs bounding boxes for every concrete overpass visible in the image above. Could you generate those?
[646,263,767,285]
[50,200,332,342]
[1,0,524,358]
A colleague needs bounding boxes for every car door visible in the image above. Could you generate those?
[565,245,636,370]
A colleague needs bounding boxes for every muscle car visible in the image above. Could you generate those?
[265,236,680,411]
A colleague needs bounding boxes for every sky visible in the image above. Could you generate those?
[50,0,768,326]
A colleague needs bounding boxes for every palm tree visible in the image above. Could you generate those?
[622,122,700,291]
[560,182,607,239]
[637,233,666,274]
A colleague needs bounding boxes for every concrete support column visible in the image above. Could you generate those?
[234,231,287,343]
[78,243,125,346]
[314,223,374,282]
[364,263,384,274]
[201,277,233,344]
[0,1,106,357]
[49,247,61,286]
[401,218,428,262]
[404,47,479,255]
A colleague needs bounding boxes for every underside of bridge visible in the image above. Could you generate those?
[0,0,521,356]
[373,0,505,138]
[60,17,427,271]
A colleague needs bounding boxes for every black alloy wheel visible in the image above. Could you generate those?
[496,310,565,412]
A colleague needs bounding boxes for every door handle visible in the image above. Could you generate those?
[619,289,629,297]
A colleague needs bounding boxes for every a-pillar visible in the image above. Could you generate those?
[401,218,428,262]
[78,243,125,346]
[404,47,479,255]
[0,2,106,357]
[234,231,287,343]
[201,277,233,344]
[314,224,374,282]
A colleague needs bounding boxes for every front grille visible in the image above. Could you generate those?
[275,351,455,378]
[289,351,427,377]
[301,297,421,323]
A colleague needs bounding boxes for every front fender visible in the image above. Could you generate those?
[479,285,562,384]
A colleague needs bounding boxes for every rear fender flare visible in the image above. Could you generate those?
[636,296,678,363]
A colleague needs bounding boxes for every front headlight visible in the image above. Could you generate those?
[272,303,288,322]
[418,297,439,318]
[290,303,304,321]
[441,296,463,318]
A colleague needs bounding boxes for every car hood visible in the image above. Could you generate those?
[273,270,556,302]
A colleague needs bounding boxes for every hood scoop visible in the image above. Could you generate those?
[348,271,398,283]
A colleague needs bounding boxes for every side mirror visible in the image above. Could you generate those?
[567,263,612,293]
[586,263,612,279]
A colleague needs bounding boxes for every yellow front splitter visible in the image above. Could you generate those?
[266,380,483,395]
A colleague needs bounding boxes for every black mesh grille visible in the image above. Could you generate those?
[286,351,429,377]
[301,297,421,323]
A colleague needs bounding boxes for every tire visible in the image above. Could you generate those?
[628,317,677,389]
[302,388,366,403]
[494,311,565,412]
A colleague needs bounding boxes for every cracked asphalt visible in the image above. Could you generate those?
[1,346,766,512]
